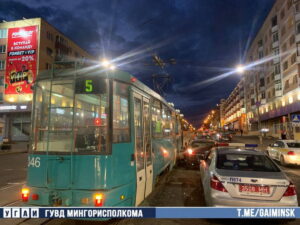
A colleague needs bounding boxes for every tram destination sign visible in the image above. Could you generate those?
[75,76,107,94]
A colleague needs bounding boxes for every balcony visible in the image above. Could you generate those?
[272,41,279,48]
[274,74,281,81]
[275,90,282,97]
[273,57,280,64]
[296,13,300,22]
[296,34,300,43]
[271,25,278,32]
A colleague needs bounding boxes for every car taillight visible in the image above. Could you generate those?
[283,182,296,197]
[94,194,104,206]
[210,175,227,192]
[216,143,229,147]
[187,149,193,155]
[287,151,295,155]
[21,188,29,202]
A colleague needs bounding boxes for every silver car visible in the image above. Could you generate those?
[200,147,298,207]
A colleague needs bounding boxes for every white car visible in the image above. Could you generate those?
[267,140,300,166]
[200,147,298,207]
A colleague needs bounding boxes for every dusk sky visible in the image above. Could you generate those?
[0,0,275,127]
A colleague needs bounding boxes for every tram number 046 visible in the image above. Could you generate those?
[28,157,41,168]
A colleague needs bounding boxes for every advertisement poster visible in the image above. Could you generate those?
[5,25,38,94]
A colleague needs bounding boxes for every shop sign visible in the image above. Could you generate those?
[5,26,38,95]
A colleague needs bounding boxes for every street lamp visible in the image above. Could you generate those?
[100,58,116,71]
[236,64,245,74]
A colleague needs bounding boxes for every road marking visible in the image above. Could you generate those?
[0,181,25,191]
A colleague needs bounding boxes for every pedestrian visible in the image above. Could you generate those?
[240,129,243,136]
[281,130,287,140]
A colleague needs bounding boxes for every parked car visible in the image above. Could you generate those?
[179,140,215,169]
[200,147,298,206]
[267,140,300,166]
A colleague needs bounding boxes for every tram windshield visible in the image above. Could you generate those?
[32,76,109,153]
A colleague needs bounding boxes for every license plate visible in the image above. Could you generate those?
[239,184,270,194]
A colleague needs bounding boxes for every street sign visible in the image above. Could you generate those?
[291,114,300,123]
[255,101,261,107]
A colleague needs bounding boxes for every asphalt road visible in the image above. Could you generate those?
[1,136,300,224]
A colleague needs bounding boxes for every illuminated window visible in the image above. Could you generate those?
[152,99,162,138]
[0,29,7,39]
[113,81,130,143]
[0,45,5,53]
[0,60,5,70]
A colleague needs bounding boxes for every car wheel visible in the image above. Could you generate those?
[280,155,287,167]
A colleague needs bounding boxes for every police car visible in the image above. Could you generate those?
[199,144,298,207]
[267,140,300,166]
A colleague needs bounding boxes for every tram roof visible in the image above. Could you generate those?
[37,62,177,112]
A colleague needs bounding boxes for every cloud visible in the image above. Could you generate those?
[0,0,275,127]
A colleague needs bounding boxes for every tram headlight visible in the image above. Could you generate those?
[21,188,29,202]
[94,193,104,207]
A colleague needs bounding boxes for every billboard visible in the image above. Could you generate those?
[5,25,38,95]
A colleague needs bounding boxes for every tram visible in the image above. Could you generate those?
[22,62,182,207]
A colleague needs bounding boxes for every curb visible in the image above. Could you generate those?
[0,150,28,155]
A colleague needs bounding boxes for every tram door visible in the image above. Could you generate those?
[134,93,153,205]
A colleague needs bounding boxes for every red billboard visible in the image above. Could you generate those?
[5,25,38,94]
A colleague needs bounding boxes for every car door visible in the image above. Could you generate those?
[274,141,284,160]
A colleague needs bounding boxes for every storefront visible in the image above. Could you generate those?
[0,104,31,142]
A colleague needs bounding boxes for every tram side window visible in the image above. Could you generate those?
[152,100,163,138]
[48,81,74,152]
[74,78,109,153]
[113,81,130,143]
[162,105,172,137]
[32,81,51,152]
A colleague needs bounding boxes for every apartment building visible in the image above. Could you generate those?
[223,0,300,139]
[0,18,94,144]
[223,80,246,131]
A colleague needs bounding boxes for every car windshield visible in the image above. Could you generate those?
[216,153,280,172]
[191,141,213,148]
[286,142,300,148]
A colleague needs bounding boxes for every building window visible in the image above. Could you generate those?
[46,31,53,41]
[290,35,295,46]
[0,45,5,53]
[283,61,288,70]
[291,53,297,64]
[271,16,277,27]
[259,78,265,87]
[297,22,300,34]
[258,51,263,59]
[0,60,5,70]
[267,77,270,84]
[280,9,285,20]
[46,47,53,57]
[0,29,7,39]
[284,79,290,89]
[261,91,266,99]
[258,39,263,47]
[274,63,281,74]
[296,2,300,13]
[272,32,279,42]
[287,0,292,9]
[293,75,298,84]
[45,63,52,70]
[273,47,279,56]
[282,42,287,52]
[0,76,4,86]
